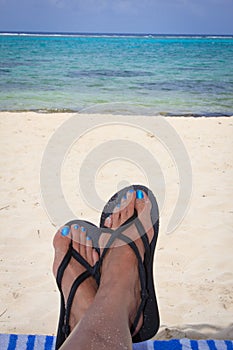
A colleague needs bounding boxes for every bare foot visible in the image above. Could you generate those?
[100,189,154,336]
[53,224,99,331]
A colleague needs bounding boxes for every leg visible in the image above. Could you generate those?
[60,248,138,350]
[60,190,154,350]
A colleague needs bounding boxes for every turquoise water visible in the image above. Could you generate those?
[0,33,233,115]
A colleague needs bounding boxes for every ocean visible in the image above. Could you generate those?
[0,33,233,116]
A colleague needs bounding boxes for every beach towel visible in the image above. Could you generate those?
[0,334,232,350]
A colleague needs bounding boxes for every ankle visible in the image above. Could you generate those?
[98,267,139,315]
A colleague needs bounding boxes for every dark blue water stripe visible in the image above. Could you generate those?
[190,340,199,350]
[206,340,218,350]
[225,340,233,350]
[44,335,54,350]
[7,334,17,350]
[154,339,182,349]
[26,335,35,350]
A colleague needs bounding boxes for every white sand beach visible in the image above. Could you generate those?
[0,112,232,339]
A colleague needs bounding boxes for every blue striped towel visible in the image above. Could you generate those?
[0,334,232,350]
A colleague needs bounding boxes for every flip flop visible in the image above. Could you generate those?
[55,220,101,350]
[99,185,160,343]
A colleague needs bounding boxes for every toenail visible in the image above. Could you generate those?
[123,195,127,200]
[61,226,70,236]
[128,189,134,193]
[81,227,86,232]
[136,190,144,199]
[86,236,91,240]
[116,203,121,208]
[74,225,79,230]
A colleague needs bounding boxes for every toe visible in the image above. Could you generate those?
[53,226,71,277]
[119,195,128,223]
[53,226,71,250]
[71,224,80,251]
[135,190,146,214]
[135,190,153,241]
[111,205,121,228]
[118,190,136,224]
[86,235,94,264]
[79,226,87,258]
[104,215,112,228]
[126,189,136,218]
[92,249,99,265]
[135,190,152,216]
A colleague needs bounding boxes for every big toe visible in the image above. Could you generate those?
[135,189,153,238]
[135,190,150,213]
[53,226,71,276]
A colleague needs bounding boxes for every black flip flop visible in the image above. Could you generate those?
[55,220,101,350]
[99,185,160,343]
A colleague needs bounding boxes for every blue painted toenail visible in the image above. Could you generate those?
[61,226,70,236]
[74,225,79,230]
[136,190,144,199]
[86,236,91,240]
[128,189,134,193]
[117,203,121,208]
[81,227,86,232]
[123,195,127,200]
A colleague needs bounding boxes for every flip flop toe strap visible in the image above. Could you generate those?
[63,269,91,338]
[72,248,94,275]
[72,245,100,284]
[56,246,72,290]
[56,244,100,340]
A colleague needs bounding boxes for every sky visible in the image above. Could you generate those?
[0,0,233,35]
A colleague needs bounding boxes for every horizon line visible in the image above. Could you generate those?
[0,30,233,37]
